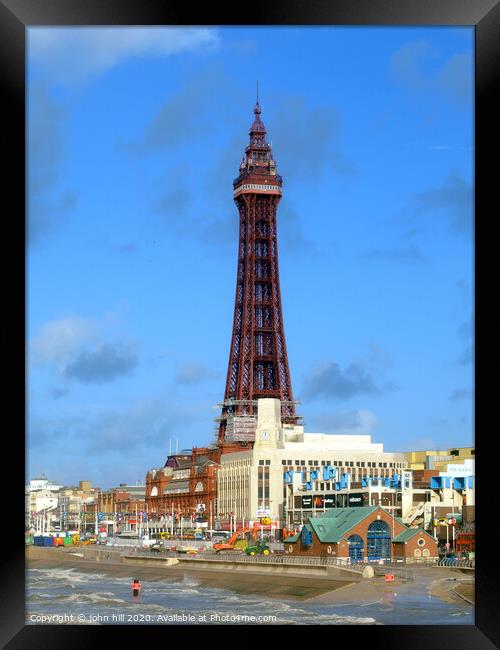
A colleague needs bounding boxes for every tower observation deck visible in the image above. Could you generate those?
[217,96,299,444]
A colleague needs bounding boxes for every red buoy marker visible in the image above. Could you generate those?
[132,579,141,597]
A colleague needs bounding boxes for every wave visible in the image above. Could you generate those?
[64,592,128,606]
[28,568,108,587]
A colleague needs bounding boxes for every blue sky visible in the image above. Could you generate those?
[27,27,474,489]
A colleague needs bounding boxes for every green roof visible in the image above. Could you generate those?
[286,507,424,545]
[308,507,378,543]
[393,528,434,543]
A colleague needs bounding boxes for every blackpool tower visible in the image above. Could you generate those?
[217,95,299,444]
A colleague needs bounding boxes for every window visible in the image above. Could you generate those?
[287,460,292,465]
[259,460,264,465]
[301,460,306,466]
[294,461,300,466]
[282,460,287,465]
[308,460,313,466]
[383,463,387,468]
[450,449,459,456]
[356,462,360,467]
[321,460,326,466]
[265,460,271,465]
[314,460,319,465]
[361,462,365,467]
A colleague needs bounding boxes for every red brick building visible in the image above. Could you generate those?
[145,443,244,526]
[285,506,438,562]
[95,485,147,534]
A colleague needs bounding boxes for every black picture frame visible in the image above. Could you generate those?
[3,0,498,646]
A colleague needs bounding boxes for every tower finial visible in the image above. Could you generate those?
[256,80,259,104]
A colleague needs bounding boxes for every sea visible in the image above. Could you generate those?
[26,567,474,626]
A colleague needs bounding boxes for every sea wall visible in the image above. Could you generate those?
[26,546,359,582]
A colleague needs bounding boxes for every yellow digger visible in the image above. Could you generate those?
[72,533,93,546]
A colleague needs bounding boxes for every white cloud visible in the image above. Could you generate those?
[29,316,98,368]
[29,312,139,385]
[29,27,220,84]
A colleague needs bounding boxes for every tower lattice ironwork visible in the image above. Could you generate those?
[217,97,298,444]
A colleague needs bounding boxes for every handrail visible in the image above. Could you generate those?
[437,558,475,568]
[129,548,474,570]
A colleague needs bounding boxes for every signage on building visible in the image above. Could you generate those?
[348,494,364,507]
[257,508,271,517]
[324,494,336,508]
[301,496,313,509]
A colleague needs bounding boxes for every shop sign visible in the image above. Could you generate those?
[324,494,336,508]
[301,496,313,509]
[348,494,363,507]
[257,508,271,517]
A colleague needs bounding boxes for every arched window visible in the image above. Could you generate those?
[150,487,158,497]
[367,519,391,561]
[347,534,364,563]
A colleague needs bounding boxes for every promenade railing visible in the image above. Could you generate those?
[437,557,475,569]
[127,548,474,571]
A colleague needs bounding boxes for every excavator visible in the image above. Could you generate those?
[213,527,258,552]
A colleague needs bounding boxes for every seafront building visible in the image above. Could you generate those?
[146,447,222,529]
[25,478,99,533]
[96,483,147,535]
[285,506,439,562]
[216,398,408,530]
[404,447,474,472]
[283,452,475,533]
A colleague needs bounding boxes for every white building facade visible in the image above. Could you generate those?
[217,399,408,527]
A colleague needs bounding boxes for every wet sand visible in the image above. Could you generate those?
[294,568,474,606]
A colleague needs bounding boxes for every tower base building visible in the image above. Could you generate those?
[217,398,409,530]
